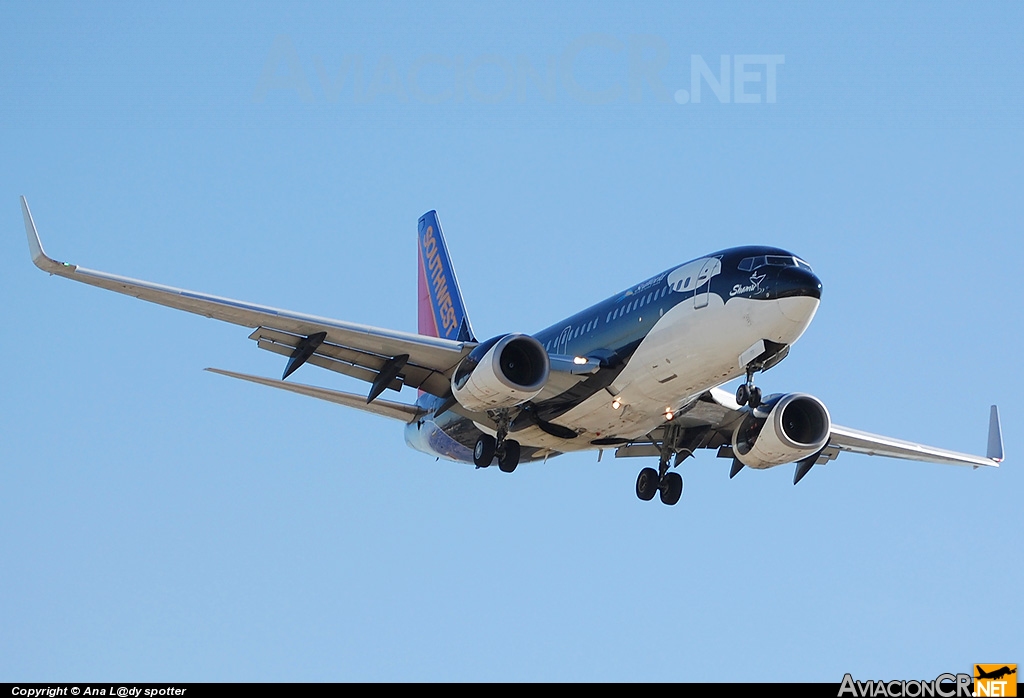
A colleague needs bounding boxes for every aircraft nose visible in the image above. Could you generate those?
[775,266,822,301]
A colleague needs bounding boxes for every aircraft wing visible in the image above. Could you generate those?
[629,387,1003,474]
[21,197,473,399]
[827,409,1003,468]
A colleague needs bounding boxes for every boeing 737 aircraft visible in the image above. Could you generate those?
[20,198,1004,504]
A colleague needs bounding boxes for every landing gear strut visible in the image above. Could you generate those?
[735,368,762,408]
[474,409,521,472]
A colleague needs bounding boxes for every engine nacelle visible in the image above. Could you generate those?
[451,334,550,412]
[732,393,831,469]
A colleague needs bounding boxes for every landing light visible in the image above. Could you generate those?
[611,398,621,410]
[573,356,588,365]
[664,409,674,421]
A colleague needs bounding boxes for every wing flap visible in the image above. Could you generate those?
[248,325,459,397]
[254,337,405,392]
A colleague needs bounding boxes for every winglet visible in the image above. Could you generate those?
[20,196,70,274]
[987,405,1004,462]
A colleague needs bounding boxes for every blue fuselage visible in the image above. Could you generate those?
[406,245,822,463]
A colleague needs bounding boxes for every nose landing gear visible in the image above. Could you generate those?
[735,340,790,409]
[735,368,762,408]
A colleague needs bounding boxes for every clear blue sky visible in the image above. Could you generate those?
[1,1,1020,682]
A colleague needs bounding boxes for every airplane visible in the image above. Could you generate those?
[19,197,1005,505]
[975,666,1016,681]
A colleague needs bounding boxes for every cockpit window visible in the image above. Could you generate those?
[738,255,813,273]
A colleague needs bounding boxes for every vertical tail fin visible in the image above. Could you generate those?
[417,211,476,342]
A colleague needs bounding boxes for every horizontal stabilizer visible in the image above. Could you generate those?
[205,368,424,423]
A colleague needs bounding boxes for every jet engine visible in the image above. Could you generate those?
[731,393,831,469]
[451,334,550,412]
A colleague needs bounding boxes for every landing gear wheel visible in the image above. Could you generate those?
[659,471,683,506]
[636,467,659,501]
[736,384,750,406]
[748,386,762,409]
[474,434,496,467]
[497,440,520,473]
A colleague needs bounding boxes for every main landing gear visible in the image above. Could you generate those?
[634,423,688,506]
[735,368,762,408]
[474,410,521,473]
[635,467,683,505]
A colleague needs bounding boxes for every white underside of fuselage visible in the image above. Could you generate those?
[500,293,820,452]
